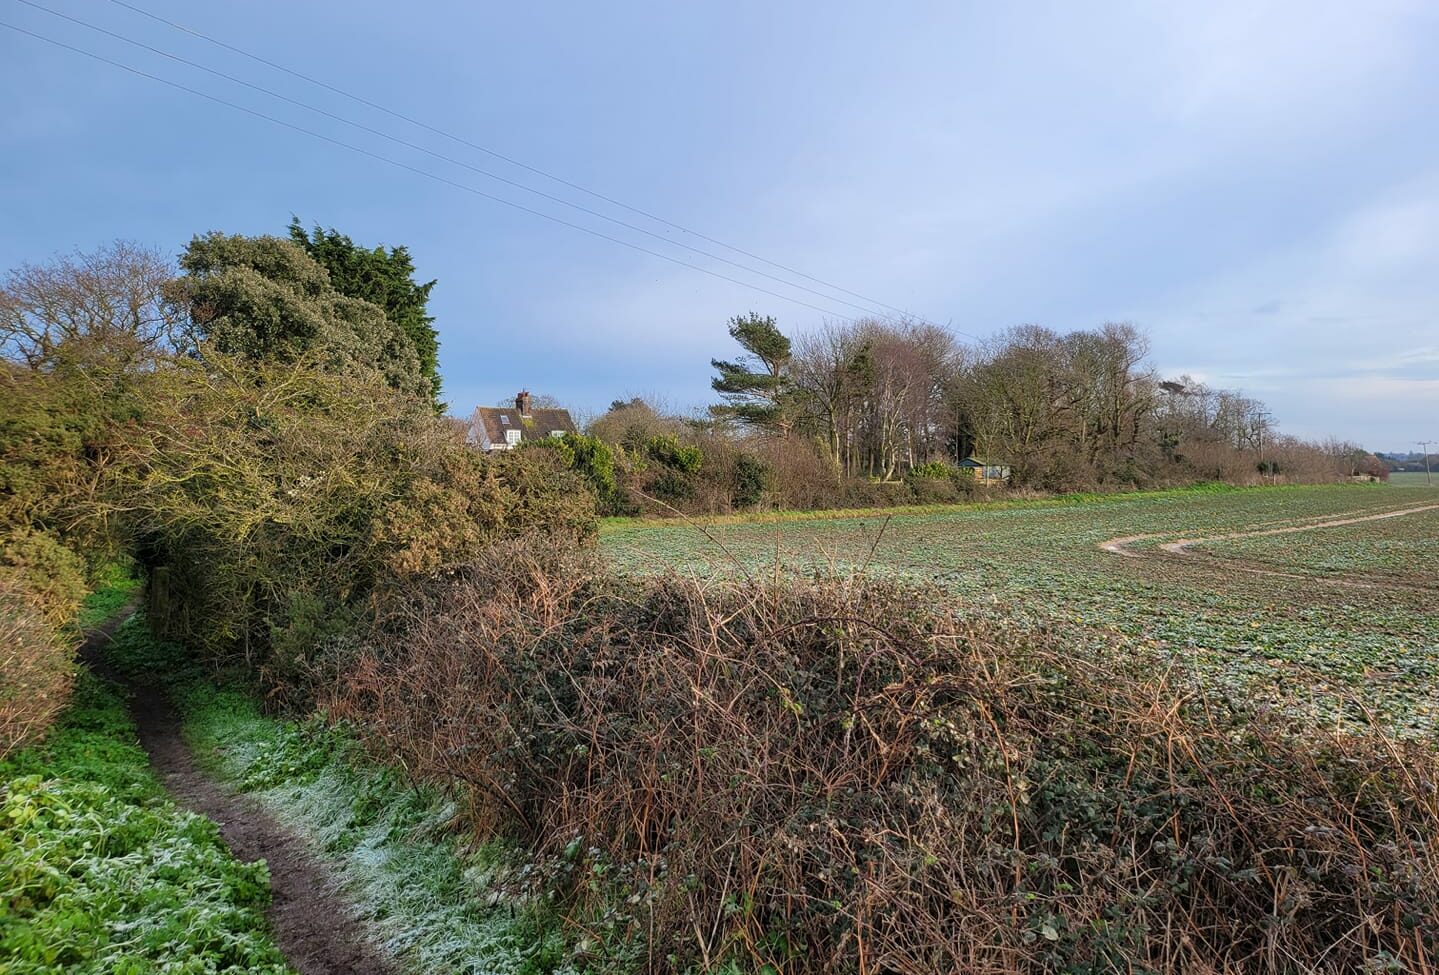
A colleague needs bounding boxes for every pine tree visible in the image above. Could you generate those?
[710,312,791,431]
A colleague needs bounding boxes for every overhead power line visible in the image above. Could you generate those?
[0,19,868,320]
[104,0,927,323]
[16,0,900,321]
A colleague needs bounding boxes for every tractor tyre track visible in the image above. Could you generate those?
[1098,503,1439,594]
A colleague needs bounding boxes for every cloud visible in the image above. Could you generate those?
[1135,169,1439,441]
[1141,0,1434,123]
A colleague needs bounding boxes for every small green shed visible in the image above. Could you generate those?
[959,457,1011,484]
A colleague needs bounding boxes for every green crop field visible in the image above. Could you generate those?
[604,483,1439,735]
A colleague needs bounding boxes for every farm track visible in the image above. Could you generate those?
[1099,502,1439,593]
[79,612,393,975]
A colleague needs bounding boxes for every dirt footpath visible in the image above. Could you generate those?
[82,612,394,975]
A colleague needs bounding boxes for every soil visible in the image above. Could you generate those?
[79,609,394,975]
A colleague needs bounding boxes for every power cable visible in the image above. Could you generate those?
[0,19,866,321]
[15,0,902,320]
[104,0,927,322]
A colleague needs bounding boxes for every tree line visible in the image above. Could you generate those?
[565,311,1384,515]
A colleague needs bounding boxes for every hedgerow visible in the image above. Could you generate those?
[530,432,619,507]
[0,556,132,759]
[0,579,71,760]
[107,354,595,692]
[0,530,86,628]
[330,542,1439,974]
[603,482,1439,733]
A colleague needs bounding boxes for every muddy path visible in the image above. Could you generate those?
[80,611,394,975]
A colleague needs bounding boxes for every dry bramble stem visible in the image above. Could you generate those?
[324,538,1439,975]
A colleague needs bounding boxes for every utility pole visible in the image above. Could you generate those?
[1420,441,1434,487]
[955,401,962,464]
[1257,410,1273,483]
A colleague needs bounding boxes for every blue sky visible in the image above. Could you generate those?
[3,1,1436,449]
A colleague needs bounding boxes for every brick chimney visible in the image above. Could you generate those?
[515,390,532,416]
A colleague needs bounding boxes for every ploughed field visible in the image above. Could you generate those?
[603,483,1439,735]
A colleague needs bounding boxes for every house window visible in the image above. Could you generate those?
[499,414,510,424]
[505,429,522,445]
[550,429,565,438]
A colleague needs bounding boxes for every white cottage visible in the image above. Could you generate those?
[467,391,577,452]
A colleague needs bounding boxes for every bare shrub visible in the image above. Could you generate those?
[0,575,72,757]
[329,547,1439,974]
[586,397,685,450]
[755,434,843,510]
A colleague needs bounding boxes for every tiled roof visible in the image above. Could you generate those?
[469,405,577,446]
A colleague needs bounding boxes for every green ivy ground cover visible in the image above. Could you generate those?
[0,672,292,974]
[69,563,141,634]
[604,483,1439,734]
[1195,504,1439,579]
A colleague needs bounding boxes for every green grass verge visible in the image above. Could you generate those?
[101,616,578,975]
[71,561,141,633]
[0,670,292,975]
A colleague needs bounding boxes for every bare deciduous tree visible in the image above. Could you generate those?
[0,241,178,372]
